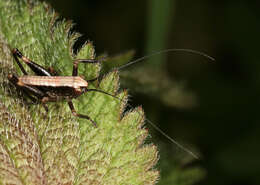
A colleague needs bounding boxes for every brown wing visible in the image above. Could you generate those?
[19,76,88,88]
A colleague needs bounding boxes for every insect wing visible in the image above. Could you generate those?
[19,76,88,88]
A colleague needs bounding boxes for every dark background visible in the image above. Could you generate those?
[46,0,260,185]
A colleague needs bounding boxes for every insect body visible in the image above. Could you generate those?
[8,48,108,127]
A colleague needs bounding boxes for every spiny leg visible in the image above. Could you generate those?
[68,100,97,127]
[12,48,52,76]
[72,59,100,76]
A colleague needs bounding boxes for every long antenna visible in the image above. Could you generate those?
[91,48,214,159]
[117,48,215,71]
[145,117,199,159]
[115,48,211,159]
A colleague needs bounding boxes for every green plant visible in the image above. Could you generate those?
[0,0,158,184]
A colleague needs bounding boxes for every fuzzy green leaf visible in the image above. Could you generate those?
[0,0,159,184]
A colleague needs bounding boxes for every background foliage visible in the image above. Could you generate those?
[45,0,260,185]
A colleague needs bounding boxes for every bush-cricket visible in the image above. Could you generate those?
[8,47,214,158]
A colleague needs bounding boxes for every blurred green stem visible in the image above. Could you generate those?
[146,0,175,69]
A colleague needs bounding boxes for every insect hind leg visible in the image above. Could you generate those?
[12,48,28,75]
[12,48,52,76]
[68,100,97,127]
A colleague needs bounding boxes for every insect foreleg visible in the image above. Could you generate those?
[72,59,100,76]
[68,100,97,127]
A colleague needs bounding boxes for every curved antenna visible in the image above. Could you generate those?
[87,88,199,159]
[88,48,210,159]
[117,48,215,71]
